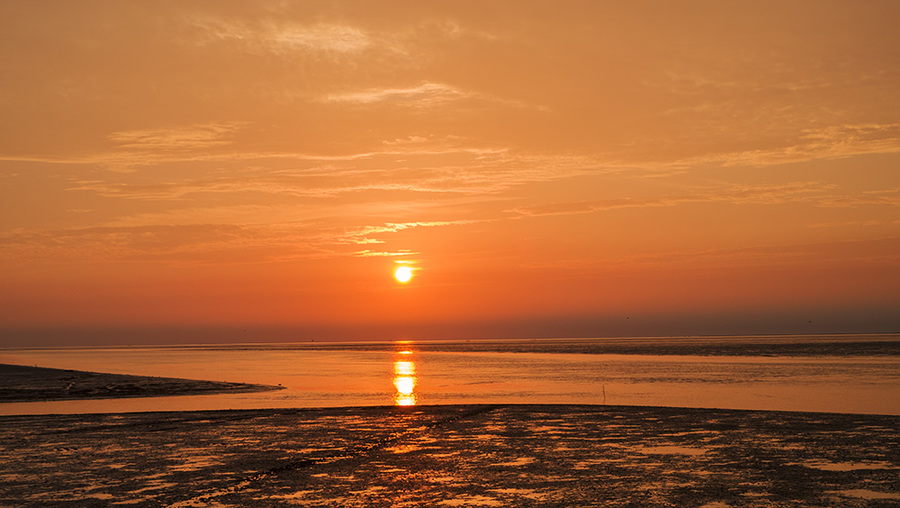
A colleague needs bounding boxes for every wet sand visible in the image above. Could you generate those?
[0,363,283,402]
[2,404,898,507]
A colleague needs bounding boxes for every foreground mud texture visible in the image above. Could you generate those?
[1,405,898,507]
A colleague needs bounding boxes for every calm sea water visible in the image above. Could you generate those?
[1,335,898,416]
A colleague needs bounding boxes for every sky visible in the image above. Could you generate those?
[1,1,899,346]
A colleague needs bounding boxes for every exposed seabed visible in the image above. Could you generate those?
[2,404,898,507]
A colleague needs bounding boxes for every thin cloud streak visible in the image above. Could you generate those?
[108,123,247,152]
[0,217,487,267]
[508,182,843,218]
[701,123,900,168]
[323,83,467,106]
[189,18,375,55]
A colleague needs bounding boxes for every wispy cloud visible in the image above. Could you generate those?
[322,81,546,111]
[508,182,839,218]
[323,82,468,106]
[809,219,898,229]
[273,24,371,53]
[0,224,251,264]
[671,123,900,169]
[353,249,418,257]
[337,220,483,246]
[64,140,602,200]
[517,236,900,273]
[108,122,246,152]
[191,18,373,55]
[820,187,900,208]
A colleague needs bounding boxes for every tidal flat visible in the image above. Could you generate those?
[1,404,898,507]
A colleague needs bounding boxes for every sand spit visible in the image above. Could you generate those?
[1,405,898,507]
[0,363,283,402]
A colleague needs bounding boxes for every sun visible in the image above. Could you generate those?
[394,266,413,283]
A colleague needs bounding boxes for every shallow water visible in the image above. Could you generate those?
[1,335,898,415]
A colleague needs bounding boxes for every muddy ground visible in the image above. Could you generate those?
[1,404,898,507]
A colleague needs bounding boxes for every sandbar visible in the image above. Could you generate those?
[0,363,283,403]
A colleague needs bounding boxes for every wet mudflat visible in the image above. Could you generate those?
[1,405,898,507]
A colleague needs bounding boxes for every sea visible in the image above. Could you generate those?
[1,334,898,416]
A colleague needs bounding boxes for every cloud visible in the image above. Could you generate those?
[0,216,487,268]
[709,123,900,168]
[68,178,248,201]
[820,187,900,208]
[353,249,418,257]
[508,182,839,218]
[272,24,371,53]
[64,138,602,200]
[337,220,482,246]
[322,81,546,112]
[0,224,251,264]
[517,236,900,274]
[682,237,900,269]
[323,83,467,106]
[107,122,246,152]
[67,169,470,201]
[809,220,895,229]
[191,18,373,55]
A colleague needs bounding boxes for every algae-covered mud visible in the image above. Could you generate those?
[1,405,897,507]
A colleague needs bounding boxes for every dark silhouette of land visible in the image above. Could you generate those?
[0,363,282,402]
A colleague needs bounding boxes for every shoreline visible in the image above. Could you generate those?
[5,333,899,357]
[4,401,900,420]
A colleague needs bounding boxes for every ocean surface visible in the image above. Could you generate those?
[1,334,898,416]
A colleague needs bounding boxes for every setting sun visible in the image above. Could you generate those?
[394,266,413,284]
[0,1,898,345]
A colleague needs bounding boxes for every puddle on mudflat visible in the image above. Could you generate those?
[632,445,709,456]
[573,458,611,469]
[428,452,460,459]
[84,493,114,500]
[798,460,895,471]
[491,456,535,467]
[428,475,463,484]
[349,486,386,496]
[490,488,546,500]
[386,444,421,454]
[270,489,316,500]
[168,455,223,471]
[131,481,178,494]
[828,489,900,500]
[438,495,503,506]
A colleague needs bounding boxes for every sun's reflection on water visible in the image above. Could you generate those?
[393,350,417,406]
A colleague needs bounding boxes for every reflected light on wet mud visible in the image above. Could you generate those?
[393,353,417,406]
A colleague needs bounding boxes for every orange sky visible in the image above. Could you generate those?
[2,1,899,345]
